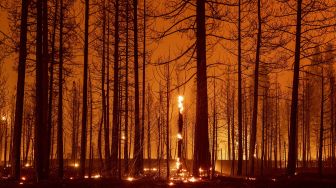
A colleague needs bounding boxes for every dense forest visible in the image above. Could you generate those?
[0,0,336,187]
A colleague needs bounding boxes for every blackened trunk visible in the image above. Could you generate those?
[101,0,110,174]
[12,0,28,180]
[166,64,170,179]
[124,0,130,174]
[133,0,142,176]
[81,0,89,177]
[249,0,261,176]
[57,0,64,178]
[193,0,210,176]
[48,0,58,165]
[140,0,146,173]
[318,70,324,176]
[287,0,302,176]
[237,0,243,176]
[112,0,120,176]
[35,0,49,181]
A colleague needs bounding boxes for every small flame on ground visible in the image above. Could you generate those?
[168,182,174,186]
[246,177,256,181]
[127,177,134,181]
[189,176,198,182]
[93,174,101,179]
[176,158,181,169]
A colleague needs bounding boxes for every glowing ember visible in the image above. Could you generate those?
[74,163,79,168]
[126,177,134,181]
[199,168,203,172]
[21,176,26,181]
[178,96,184,113]
[19,182,24,185]
[177,133,182,140]
[152,168,157,171]
[189,176,198,182]
[84,175,89,179]
[1,116,6,121]
[246,177,256,181]
[70,177,74,180]
[168,182,174,186]
[93,174,101,179]
[24,163,30,167]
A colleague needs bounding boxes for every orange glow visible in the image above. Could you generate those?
[178,96,184,113]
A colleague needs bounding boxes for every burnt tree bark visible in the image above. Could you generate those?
[193,0,210,176]
[12,0,28,180]
[124,0,130,175]
[237,0,243,176]
[35,0,50,181]
[249,0,261,176]
[57,0,64,178]
[112,0,120,176]
[133,0,142,176]
[80,0,90,178]
[287,0,302,176]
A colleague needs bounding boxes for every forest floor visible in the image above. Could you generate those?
[1,173,336,188]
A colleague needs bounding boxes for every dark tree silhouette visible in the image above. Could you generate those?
[35,0,50,181]
[133,0,142,176]
[193,0,210,176]
[112,0,120,177]
[12,0,28,180]
[80,0,89,178]
[249,0,262,176]
[287,0,302,176]
[57,0,64,178]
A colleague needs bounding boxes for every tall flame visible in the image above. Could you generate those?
[178,95,184,113]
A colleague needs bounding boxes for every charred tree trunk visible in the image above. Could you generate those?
[80,0,90,178]
[249,0,261,176]
[89,73,93,177]
[330,74,335,168]
[193,0,210,177]
[237,0,243,176]
[133,0,142,176]
[231,90,235,176]
[166,63,170,179]
[287,0,302,176]
[124,0,130,175]
[48,0,58,166]
[140,0,146,174]
[12,0,28,180]
[318,69,324,176]
[147,84,151,168]
[112,0,120,177]
[57,0,64,178]
[35,0,50,180]
[101,0,111,174]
